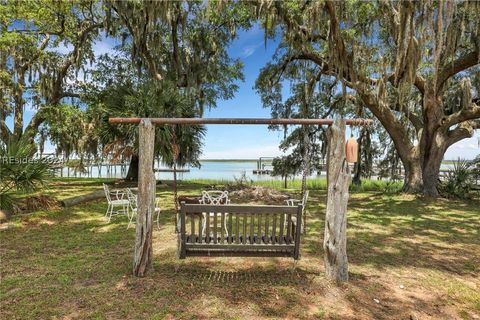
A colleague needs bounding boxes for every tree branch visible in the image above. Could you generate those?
[442,101,480,127]
[23,112,46,140]
[268,52,328,87]
[437,50,479,91]
[390,103,423,131]
[109,4,163,82]
[59,23,102,80]
[270,49,426,140]
[48,22,101,105]
[413,73,426,95]
[19,34,51,71]
[473,119,480,130]
[446,122,476,146]
[295,26,327,43]
[0,120,12,143]
[379,0,399,37]
[357,89,417,165]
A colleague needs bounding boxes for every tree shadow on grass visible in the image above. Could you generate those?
[2,191,478,319]
[303,192,480,277]
[124,254,466,320]
[140,256,322,319]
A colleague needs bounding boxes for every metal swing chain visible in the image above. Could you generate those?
[301,124,311,235]
[300,76,311,236]
[171,125,180,232]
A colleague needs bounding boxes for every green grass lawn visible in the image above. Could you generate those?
[1,179,479,319]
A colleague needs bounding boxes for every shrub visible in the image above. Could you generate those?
[439,158,475,199]
[0,138,52,211]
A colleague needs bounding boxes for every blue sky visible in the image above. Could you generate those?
[201,25,288,159]
[6,24,479,160]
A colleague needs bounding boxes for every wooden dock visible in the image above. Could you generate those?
[253,169,272,174]
[154,168,190,173]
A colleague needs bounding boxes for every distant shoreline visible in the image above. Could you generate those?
[199,159,474,164]
[200,159,259,162]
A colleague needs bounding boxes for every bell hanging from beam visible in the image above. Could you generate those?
[345,137,358,164]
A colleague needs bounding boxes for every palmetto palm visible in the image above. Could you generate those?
[84,54,206,180]
[0,137,52,210]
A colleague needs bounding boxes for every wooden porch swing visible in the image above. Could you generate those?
[108,117,372,279]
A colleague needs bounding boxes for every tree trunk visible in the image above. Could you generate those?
[402,159,423,193]
[324,119,350,283]
[126,154,139,181]
[421,131,446,197]
[402,134,447,196]
[61,190,106,207]
[133,119,155,277]
[13,72,26,141]
[414,90,448,197]
[422,153,444,197]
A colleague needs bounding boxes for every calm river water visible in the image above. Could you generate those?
[56,160,309,181]
[55,160,457,181]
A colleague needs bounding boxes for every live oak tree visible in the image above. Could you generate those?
[254,0,480,196]
[98,1,246,179]
[2,1,246,180]
[0,0,103,144]
[103,0,247,112]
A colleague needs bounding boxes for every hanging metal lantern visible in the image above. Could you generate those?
[345,137,358,163]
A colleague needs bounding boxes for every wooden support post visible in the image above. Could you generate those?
[133,119,156,277]
[293,204,303,260]
[324,119,350,283]
[177,202,186,259]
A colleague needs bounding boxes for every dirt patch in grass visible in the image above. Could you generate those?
[229,185,292,203]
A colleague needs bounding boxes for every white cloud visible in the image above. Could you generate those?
[241,43,262,58]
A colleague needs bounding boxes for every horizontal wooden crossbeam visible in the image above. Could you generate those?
[108,117,372,126]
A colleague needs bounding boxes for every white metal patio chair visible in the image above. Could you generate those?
[286,190,309,207]
[200,190,230,236]
[126,188,161,230]
[103,183,129,222]
[285,190,309,233]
